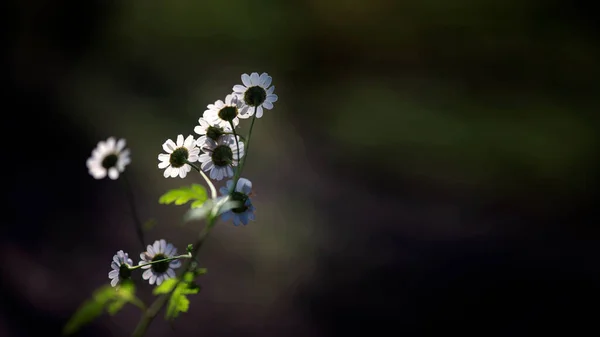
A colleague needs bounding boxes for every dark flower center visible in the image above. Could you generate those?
[230,191,249,213]
[169,147,189,168]
[211,145,233,167]
[243,86,267,107]
[151,253,169,273]
[218,106,238,122]
[206,126,224,141]
[102,153,118,169]
[119,263,132,279]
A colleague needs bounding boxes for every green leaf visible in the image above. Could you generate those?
[152,271,203,321]
[152,278,178,295]
[182,195,241,224]
[62,281,138,335]
[159,184,208,208]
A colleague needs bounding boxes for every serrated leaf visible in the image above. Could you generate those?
[152,271,203,321]
[62,281,138,335]
[166,282,200,320]
[159,184,208,208]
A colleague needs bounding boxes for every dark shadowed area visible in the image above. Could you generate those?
[4,0,600,336]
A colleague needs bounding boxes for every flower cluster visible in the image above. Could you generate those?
[86,72,279,289]
[108,239,182,287]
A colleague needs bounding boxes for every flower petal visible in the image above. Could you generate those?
[267,93,278,102]
[142,269,153,280]
[263,101,273,110]
[108,167,119,180]
[241,73,251,87]
[184,135,195,149]
[237,178,252,194]
[164,166,173,178]
[176,135,184,147]
[163,139,176,153]
[259,73,269,87]
[250,72,260,85]
[256,106,264,118]
[233,85,247,94]
[109,270,119,278]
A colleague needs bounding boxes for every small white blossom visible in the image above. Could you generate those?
[86,137,131,180]
[219,178,255,226]
[203,94,247,128]
[194,116,231,146]
[197,134,244,181]
[158,135,200,178]
[232,72,278,118]
[108,250,133,287]
[139,239,181,286]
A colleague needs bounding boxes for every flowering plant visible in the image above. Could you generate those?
[63,72,278,336]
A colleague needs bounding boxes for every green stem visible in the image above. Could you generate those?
[129,254,192,271]
[186,160,217,199]
[121,172,146,250]
[231,106,257,192]
[131,215,218,337]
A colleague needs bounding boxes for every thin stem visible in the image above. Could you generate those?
[129,254,192,271]
[131,216,218,337]
[121,172,146,250]
[231,106,257,192]
[229,120,242,189]
[186,161,217,199]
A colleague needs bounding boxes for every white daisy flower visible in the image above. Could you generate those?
[232,72,278,118]
[193,116,232,146]
[139,239,181,286]
[219,178,256,226]
[86,137,131,180]
[158,135,200,178]
[197,134,244,181]
[203,93,248,127]
[108,250,133,287]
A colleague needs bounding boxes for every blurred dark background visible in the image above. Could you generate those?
[4,0,600,336]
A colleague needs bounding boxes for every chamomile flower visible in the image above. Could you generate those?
[86,137,131,180]
[203,94,247,128]
[158,135,200,178]
[219,178,255,226]
[197,134,244,181]
[194,116,232,146]
[139,239,181,286]
[108,250,133,287]
[232,72,278,118]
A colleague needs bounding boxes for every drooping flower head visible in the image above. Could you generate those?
[197,134,244,181]
[139,239,181,286]
[219,178,255,226]
[203,94,247,128]
[232,72,278,118]
[194,116,231,146]
[108,250,133,287]
[158,135,200,178]
[87,137,131,180]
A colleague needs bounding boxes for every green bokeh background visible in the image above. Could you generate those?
[6,0,600,336]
